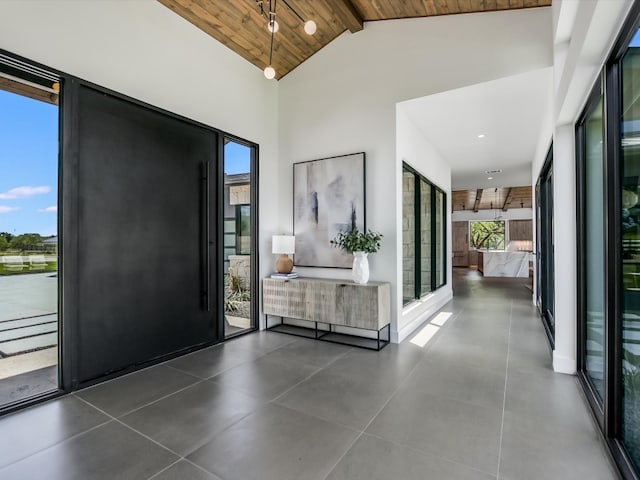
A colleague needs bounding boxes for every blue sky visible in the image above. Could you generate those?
[224,141,251,175]
[0,89,250,237]
[0,90,58,237]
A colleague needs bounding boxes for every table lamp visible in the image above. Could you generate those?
[272,235,295,274]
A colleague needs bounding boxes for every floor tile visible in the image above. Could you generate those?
[406,357,506,410]
[151,460,222,480]
[321,343,424,387]
[0,420,178,480]
[366,388,502,475]
[210,355,319,400]
[166,342,265,379]
[0,395,109,468]
[327,434,496,480]
[188,403,359,480]
[260,338,352,368]
[121,380,263,455]
[275,368,397,430]
[75,365,200,417]
[424,337,508,374]
[499,410,618,480]
[225,331,298,354]
[504,370,595,432]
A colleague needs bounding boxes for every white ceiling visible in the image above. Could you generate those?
[398,68,553,190]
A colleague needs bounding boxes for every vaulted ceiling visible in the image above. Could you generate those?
[156,0,552,79]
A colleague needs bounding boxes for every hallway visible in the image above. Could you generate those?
[0,270,618,479]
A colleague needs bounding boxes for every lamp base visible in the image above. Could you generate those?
[276,254,293,274]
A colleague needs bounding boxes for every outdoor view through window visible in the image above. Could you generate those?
[0,87,59,406]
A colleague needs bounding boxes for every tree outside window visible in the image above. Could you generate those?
[470,221,505,250]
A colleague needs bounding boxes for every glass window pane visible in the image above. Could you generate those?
[584,95,605,402]
[0,88,59,404]
[470,221,505,250]
[223,140,253,336]
[402,170,416,303]
[621,27,640,469]
[420,180,432,296]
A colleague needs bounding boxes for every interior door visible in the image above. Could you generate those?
[65,82,219,384]
[452,221,469,267]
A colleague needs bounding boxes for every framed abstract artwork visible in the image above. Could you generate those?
[293,152,365,268]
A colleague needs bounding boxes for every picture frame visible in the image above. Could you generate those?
[293,152,366,268]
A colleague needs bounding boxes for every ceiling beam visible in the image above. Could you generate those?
[502,188,514,211]
[0,76,58,105]
[473,189,483,212]
[324,0,364,33]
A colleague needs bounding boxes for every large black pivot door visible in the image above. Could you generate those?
[64,81,220,385]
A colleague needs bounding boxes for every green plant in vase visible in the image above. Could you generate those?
[330,228,383,284]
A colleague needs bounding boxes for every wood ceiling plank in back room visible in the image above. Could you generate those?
[156,0,551,79]
[452,186,532,212]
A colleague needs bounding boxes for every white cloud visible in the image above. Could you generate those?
[0,186,51,200]
[38,206,57,213]
[0,206,19,214]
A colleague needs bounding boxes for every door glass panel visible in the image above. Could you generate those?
[223,139,254,337]
[420,180,432,296]
[0,85,59,405]
[621,27,640,470]
[584,94,605,402]
[402,170,415,303]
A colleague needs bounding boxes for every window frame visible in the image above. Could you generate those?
[402,162,447,305]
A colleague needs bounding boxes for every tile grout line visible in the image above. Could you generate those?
[73,394,183,458]
[145,458,183,480]
[77,378,206,419]
[268,347,354,403]
[0,416,113,471]
[496,300,514,480]
[362,430,499,478]
[320,346,430,480]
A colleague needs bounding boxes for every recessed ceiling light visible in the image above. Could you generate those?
[487,176,493,180]
[477,134,486,138]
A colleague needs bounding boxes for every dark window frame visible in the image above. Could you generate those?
[536,144,555,347]
[576,2,640,477]
[402,162,447,305]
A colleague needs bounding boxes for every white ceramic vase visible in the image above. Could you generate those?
[352,251,369,284]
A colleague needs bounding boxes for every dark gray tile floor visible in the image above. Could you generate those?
[0,269,620,479]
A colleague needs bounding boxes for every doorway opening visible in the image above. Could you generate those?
[0,56,60,408]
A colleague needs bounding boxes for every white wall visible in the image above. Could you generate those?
[0,0,279,326]
[278,7,552,341]
[395,110,452,342]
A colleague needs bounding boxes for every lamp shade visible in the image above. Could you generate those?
[272,235,295,254]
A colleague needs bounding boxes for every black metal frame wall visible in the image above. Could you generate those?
[0,48,260,416]
[576,2,640,477]
[402,162,447,304]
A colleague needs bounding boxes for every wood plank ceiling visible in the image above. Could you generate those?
[452,186,532,212]
[156,0,552,79]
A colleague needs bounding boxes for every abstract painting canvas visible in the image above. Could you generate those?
[293,152,365,268]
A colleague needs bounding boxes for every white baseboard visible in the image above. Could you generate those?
[395,289,453,343]
[553,352,577,374]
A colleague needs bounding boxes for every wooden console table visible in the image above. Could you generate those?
[262,277,391,350]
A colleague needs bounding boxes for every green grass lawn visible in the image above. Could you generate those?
[0,254,58,276]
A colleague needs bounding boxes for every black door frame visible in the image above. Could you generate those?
[536,144,555,348]
[576,2,640,476]
[0,48,260,415]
